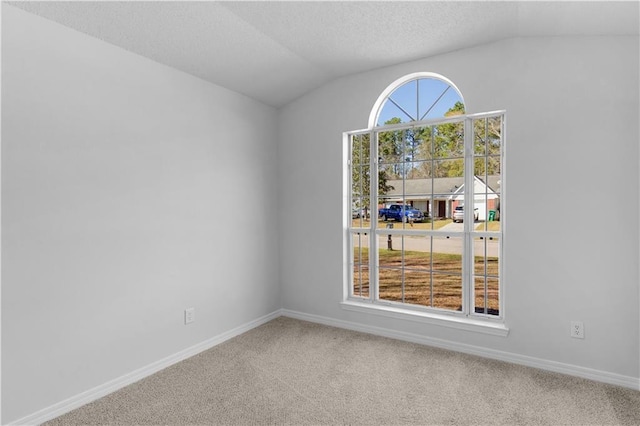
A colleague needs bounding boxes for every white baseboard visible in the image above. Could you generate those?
[9,309,283,426]
[281,309,640,391]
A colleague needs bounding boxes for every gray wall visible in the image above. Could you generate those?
[278,36,639,378]
[2,6,280,422]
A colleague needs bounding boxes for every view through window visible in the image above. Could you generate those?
[348,74,504,319]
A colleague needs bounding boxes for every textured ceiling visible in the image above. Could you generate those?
[7,1,639,108]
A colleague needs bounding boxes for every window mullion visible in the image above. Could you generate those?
[370,130,378,302]
[345,133,353,301]
[463,118,474,316]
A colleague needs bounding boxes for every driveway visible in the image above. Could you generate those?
[437,221,466,232]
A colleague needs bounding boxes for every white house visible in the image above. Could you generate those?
[449,176,500,221]
[383,175,500,220]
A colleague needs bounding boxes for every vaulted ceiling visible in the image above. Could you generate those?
[8,1,639,107]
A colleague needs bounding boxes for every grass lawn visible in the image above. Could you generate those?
[476,220,501,231]
[353,248,499,312]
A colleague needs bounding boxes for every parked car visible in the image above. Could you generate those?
[352,208,370,219]
[453,205,479,223]
[378,204,426,222]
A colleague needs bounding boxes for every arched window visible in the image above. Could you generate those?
[369,73,465,127]
[345,73,506,333]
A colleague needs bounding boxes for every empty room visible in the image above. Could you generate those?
[2,1,639,424]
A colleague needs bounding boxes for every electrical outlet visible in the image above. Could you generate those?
[570,321,584,339]
[185,307,195,325]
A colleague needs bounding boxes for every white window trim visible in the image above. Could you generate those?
[343,110,507,336]
[340,300,509,337]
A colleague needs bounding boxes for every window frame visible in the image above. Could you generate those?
[368,72,465,128]
[343,111,508,336]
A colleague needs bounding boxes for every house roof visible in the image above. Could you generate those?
[8,1,638,108]
[384,175,500,200]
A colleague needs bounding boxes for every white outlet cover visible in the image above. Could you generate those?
[570,321,584,339]
[185,308,195,324]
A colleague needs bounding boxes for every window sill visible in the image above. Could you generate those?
[340,300,509,337]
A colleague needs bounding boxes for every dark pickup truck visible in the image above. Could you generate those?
[378,204,426,222]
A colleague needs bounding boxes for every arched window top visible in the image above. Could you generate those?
[369,72,465,128]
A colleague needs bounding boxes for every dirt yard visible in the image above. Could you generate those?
[352,248,499,313]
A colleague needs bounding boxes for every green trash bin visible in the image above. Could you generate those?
[488,210,496,221]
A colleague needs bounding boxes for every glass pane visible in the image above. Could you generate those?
[418,78,465,120]
[379,268,403,303]
[472,235,499,315]
[412,125,433,160]
[433,121,464,159]
[428,199,447,223]
[351,163,371,228]
[379,162,403,184]
[352,232,370,298]
[432,158,464,182]
[432,236,463,274]
[404,161,430,181]
[471,165,488,230]
[403,270,431,307]
[472,114,502,231]
[474,277,486,314]
[352,232,369,265]
[377,198,395,221]
[472,236,500,276]
[432,273,462,311]
[378,204,428,230]
[473,116,501,156]
[487,116,502,156]
[353,266,370,298]
[488,157,501,226]
[474,238,486,276]
[404,180,430,208]
[473,164,501,231]
[401,235,431,271]
[487,156,502,177]
[389,79,418,122]
[379,128,431,165]
[353,133,371,166]
[351,199,363,229]
[486,277,500,315]
[492,192,501,226]
[404,204,427,229]
[474,277,499,316]
[363,204,372,224]
[351,134,361,165]
[378,233,403,267]
[474,118,487,156]
[351,166,361,198]
[405,203,430,229]
[403,128,423,163]
[351,164,370,198]
[378,129,404,164]
[377,102,409,126]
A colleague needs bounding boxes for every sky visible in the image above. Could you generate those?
[376,78,464,126]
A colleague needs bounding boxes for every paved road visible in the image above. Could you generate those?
[366,221,499,257]
[392,234,500,257]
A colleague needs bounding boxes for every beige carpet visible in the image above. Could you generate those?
[45,317,640,425]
